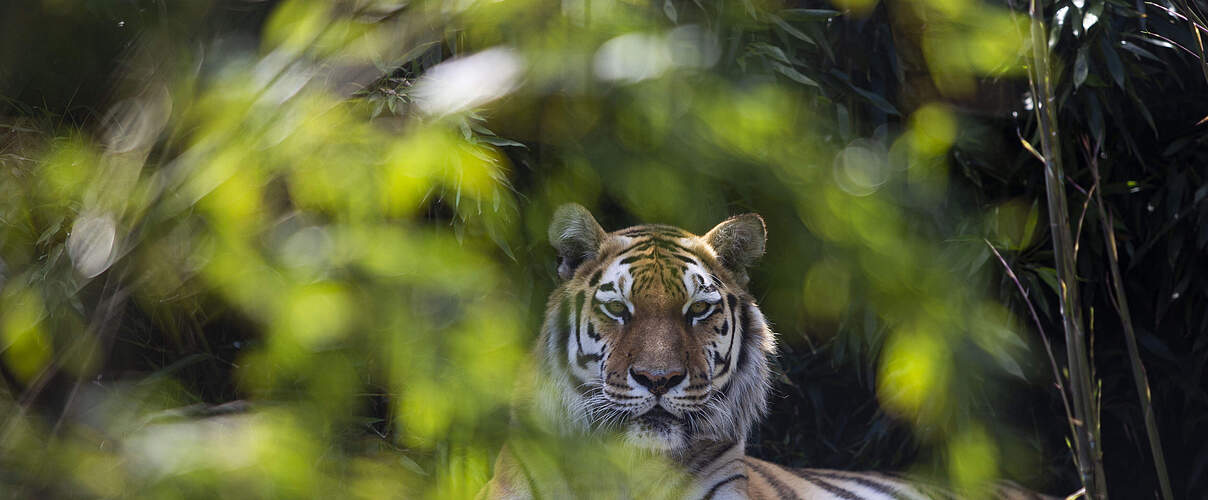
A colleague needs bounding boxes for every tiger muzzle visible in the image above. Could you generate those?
[629,367,686,396]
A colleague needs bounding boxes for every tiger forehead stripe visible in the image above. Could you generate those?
[618,238,699,257]
[616,238,706,270]
[613,235,705,300]
[616,224,694,238]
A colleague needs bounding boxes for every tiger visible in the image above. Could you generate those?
[484,203,1060,500]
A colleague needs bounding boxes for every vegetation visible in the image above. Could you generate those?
[1,0,1205,498]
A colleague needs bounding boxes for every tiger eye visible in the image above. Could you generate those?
[689,301,710,315]
[605,301,627,315]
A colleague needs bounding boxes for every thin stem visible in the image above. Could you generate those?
[1073,184,1097,261]
[1025,0,1107,497]
[984,240,1078,444]
[1084,138,1174,500]
[1169,0,1208,83]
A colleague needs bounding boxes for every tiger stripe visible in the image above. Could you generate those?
[746,459,804,500]
[694,457,1057,500]
[702,474,748,500]
[803,471,913,500]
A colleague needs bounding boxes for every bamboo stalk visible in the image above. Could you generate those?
[1086,140,1174,500]
[1025,1,1108,498]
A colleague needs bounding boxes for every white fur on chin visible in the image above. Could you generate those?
[624,423,686,451]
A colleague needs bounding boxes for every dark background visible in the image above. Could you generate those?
[2,0,1206,498]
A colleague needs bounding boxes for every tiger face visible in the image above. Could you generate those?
[540,204,775,453]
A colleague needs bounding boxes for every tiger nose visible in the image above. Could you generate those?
[630,367,686,396]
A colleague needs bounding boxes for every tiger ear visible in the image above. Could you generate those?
[549,203,607,280]
[704,213,766,286]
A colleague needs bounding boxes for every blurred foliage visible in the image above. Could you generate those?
[0,0,1205,498]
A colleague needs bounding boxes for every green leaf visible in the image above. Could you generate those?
[399,454,428,476]
[780,9,841,20]
[1118,40,1163,63]
[1163,137,1193,157]
[663,0,677,23]
[1053,6,1069,31]
[772,62,820,87]
[394,40,441,69]
[1074,47,1089,88]
[1127,87,1157,135]
[748,42,792,65]
[1051,6,1069,48]
[1082,0,1103,32]
[469,122,495,136]
[1101,37,1126,88]
[1031,266,1061,297]
[806,22,835,62]
[36,217,64,246]
[1087,94,1105,146]
[829,69,900,115]
[1070,6,1084,38]
[1139,334,1177,362]
[770,15,817,46]
[850,85,899,116]
[479,136,527,148]
[836,103,851,140]
[992,349,1027,380]
[1024,200,1041,249]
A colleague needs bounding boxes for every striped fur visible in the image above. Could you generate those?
[732,458,1055,500]
[485,206,1058,500]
